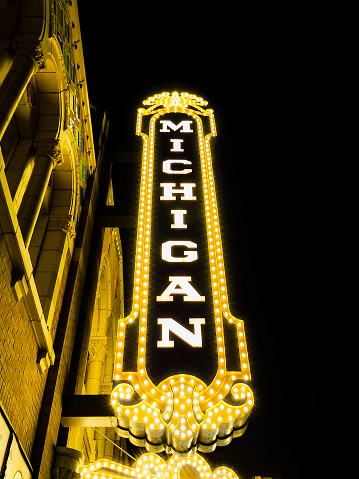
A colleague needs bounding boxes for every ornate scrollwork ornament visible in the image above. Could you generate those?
[79,452,240,479]
[13,41,45,70]
[35,140,63,166]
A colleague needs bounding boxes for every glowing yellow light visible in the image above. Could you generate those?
[111,92,253,452]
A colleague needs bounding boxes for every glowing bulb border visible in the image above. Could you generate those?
[80,452,240,479]
[111,93,253,453]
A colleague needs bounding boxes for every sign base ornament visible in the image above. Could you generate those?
[79,452,240,479]
[111,92,253,455]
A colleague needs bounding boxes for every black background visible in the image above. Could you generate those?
[77,3,331,478]
[147,112,218,385]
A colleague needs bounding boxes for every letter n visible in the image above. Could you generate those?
[157,318,205,347]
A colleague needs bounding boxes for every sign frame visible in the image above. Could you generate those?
[111,92,253,454]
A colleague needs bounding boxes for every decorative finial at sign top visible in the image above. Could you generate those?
[142,91,208,112]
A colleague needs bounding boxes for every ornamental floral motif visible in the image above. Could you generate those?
[80,452,239,479]
[35,140,63,166]
[48,217,75,238]
[13,41,45,70]
[142,92,208,112]
[112,376,252,454]
[88,339,107,363]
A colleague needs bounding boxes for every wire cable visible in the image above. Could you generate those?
[91,427,136,462]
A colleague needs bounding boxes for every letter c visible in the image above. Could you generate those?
[162,159,193,175]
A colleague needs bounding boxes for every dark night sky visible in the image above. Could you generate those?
[77,4,330,478]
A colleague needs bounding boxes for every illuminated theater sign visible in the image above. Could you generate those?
[111,92,253,454]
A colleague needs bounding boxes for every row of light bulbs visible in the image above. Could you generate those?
[111,101,253,447]
[141,91,209,113]
[80,452,239,479]
[112,377,253,438]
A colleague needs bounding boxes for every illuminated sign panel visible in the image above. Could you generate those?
[147,112,216,384]
[112,92,253,454]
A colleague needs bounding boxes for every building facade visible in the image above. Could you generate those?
[0,1,125,477]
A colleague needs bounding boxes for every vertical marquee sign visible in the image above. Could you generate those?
[111,92,253,454]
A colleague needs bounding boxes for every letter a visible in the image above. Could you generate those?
[156,276,205,302]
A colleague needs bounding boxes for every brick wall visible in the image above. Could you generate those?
[0,234,48,458]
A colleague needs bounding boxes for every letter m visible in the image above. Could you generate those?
[159,120,193,133]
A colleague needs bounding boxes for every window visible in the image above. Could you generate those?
[64,48,70,73]
[70,118,75,134]
[69,90,75,112]
[65,17,70,42]
[70,60,76,83]
[57,1,64,29]
[80,132,85,154]
[57,32,63,51]
[76,128,80,148]
[75,98,80,120]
